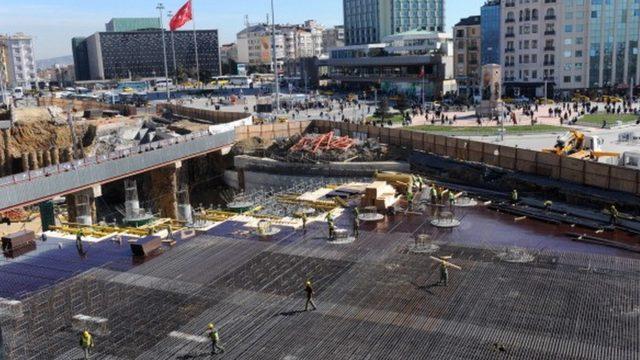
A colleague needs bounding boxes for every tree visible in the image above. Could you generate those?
[374,99,390,123]
[395,94,409,115]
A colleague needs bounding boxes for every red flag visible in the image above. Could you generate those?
[418,66,425,79]
[170,0,193,31]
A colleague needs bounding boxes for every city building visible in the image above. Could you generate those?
[0,33,37,87]
[321,30,454,97]
[0,39,9,89]
[72,29,220,81]
[220,43,238,64]
[322,26,345,51]
[481,0,501,65]
[236,21,325,69]
[453,16,482,97]
[105,18,162,32]
[343,0,445,45]
[500,0,640,98]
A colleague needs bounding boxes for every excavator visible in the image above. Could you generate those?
[542,130,620,161]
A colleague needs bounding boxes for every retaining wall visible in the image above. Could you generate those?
[235,120,640,196]
[36,97,137,116]
[157,104,251,124]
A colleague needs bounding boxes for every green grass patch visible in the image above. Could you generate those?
[407,124,566,136]
[579,113,638,125]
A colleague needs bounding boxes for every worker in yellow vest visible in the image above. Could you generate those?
[79,330,94,360]
[207,323,225,355]
[609,205,619,225]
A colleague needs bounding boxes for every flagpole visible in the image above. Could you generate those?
[157,3,171,101]
[168,11,177,79]
[191,0,201,85]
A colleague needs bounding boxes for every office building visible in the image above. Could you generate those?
[72,30,220,81]
[105,18,162,32]
[481,0,501,65]
[0,33,37,87]
[453,16,482,97]
[322,30,454,97]
[343,0,445,45]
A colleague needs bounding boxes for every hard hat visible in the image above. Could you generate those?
[208,323,214,329]
[305,280,311,286]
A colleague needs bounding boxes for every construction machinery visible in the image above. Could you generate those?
[542,130,619,161]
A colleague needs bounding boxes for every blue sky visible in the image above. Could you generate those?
[0,0,485,60]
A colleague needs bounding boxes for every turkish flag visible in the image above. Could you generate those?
[170,0,193,31]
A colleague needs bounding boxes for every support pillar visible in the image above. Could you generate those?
[148,162,179,219]
[65,186,101,225]
[20,153,28,172]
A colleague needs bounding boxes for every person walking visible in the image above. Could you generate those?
[609,204,619,225]
[79,330,94,360]
[207,323,225,355]
[325,213,335,240]
[304,280,317,311]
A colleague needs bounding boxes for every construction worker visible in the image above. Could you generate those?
[79,330,94,360]
[166,224,174,240]
[609,204,619,225]
[207,323,225,355]
[544,200,553,212]
[406,190,414,210]
[304,280,317,311]
[325,213,335,240]
[448,191,456,208]
[511,189,519,204]
[353,215,360,238]
[76,230,85,255]
[301,212,308,232]
[439,261,449,287]
[353,206,360,219]
[430,185,438,205]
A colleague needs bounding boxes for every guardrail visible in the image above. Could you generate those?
[0,129,225,189]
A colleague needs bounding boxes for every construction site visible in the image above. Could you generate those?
[0,102,639,359]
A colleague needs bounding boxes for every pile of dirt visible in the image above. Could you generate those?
[231,136,275,156]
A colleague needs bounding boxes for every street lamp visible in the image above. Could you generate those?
[156,2,171,101]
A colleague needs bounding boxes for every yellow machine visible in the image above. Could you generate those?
[542,130,619,161]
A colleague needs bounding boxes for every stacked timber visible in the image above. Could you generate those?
[361,181,398,211]
[375,171,413,193]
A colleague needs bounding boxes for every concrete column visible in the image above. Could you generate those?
[2,129,10,175]
[20,153,28,172]
[28,151,38,170]
[50,147,60,165]
[43,149,51,167]
[148,162,179,219]
[65,186,101,225]
[36,150,44,168]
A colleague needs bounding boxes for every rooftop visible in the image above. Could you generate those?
[455,15,482,27]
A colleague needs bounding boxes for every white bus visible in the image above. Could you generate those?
[229,76,252,86]
[13,87,24,100]
[154,78,174,89]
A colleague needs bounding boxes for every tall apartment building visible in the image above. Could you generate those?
[0,34,37,87]
[481,0,501,65]
[501,0,640,98]
[454,16,482,96]
[343,0,445,45]
[322,26,345,51]
[236,21,325,68]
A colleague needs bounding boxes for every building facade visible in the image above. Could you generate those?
[236,21,325,68]
[105,18,162,32]
[322,26,345,51]
[481,0,501,65]
[322,30,454,97]
[0,34,37,87]
[220,43,238,64]
[344,0,445,45]
[500,0,640,98]
[73,30,220,81]
[453,16,482,97]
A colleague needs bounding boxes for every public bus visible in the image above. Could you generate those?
[211,76,230,86]
[229,76,252,87]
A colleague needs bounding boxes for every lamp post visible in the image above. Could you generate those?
[157,3,171,101]
[271,0,280,113]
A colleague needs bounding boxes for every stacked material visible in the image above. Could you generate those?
[290,131,356,154]
[375,172,413,193]
[361,181,398,211]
